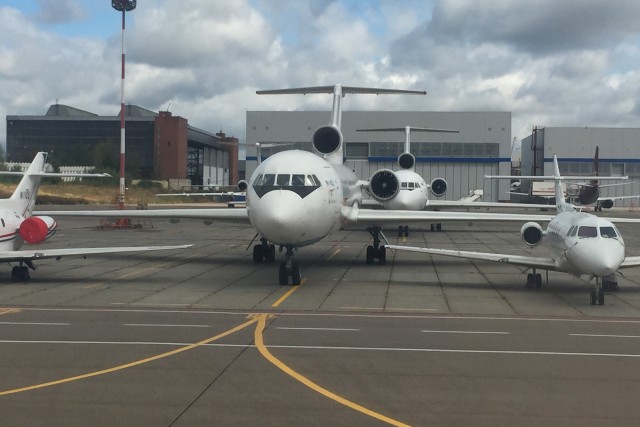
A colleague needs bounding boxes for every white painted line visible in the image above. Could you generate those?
[421,330,510,335]
[276,327,359,332]
[570,333,640,339]
[2,340,640,358]
[124,323,210,328]
[340,307,438,312]
[0,322,69,326]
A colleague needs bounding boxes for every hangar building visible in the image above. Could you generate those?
[520,127,640,206]
[6,104,239,187]
[246,111,512,202]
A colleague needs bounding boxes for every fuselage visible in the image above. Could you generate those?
[546,210,625,277]
[246,150,362,247]
[381,169,428,211]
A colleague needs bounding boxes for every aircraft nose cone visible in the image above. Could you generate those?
[253,190,305,243]
[568,239,624,276]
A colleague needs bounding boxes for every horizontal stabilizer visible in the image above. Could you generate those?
[257,85,426,95]
[356,127,459,133]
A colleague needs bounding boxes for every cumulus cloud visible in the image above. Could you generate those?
[2,0,640,151]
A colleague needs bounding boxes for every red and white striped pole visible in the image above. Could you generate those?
[118,6,126,209]
[112,1,136,210]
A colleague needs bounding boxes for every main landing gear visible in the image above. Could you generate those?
[398,225,409,237]
[11,261,34,282]
[366,227,386,265]
[278,245,301,286]
[252,238,276,263]
[525,268,542,289]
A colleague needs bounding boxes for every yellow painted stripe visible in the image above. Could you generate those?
[326,248,341,261]
[254,314,412,427]
[0,308,20,316]
[0,316,259,396]
[272,278,305,308]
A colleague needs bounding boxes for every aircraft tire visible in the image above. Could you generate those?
[366,246,374,264]
[278,263,289,286]
[598,290,605,305]
[268,244,276,262]
[535,274,542,289]
[378,246,386,264]
[590,291,597,305]
[398,226,403,237]
[404,225,409,237]
[291,262,301,286]
[253,245,263,263]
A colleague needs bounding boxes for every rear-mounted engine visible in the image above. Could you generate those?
[369,169,400,202]
[312,125,342,155]
[429,178,447,197]
[520,222,544,247]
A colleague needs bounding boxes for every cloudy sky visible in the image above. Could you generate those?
[2,0,640,158]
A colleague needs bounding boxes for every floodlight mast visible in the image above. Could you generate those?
[111,0,136,210]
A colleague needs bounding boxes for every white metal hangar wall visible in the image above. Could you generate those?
[520,127,640,206]
[246,111,512,202]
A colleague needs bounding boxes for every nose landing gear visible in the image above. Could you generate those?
[279,245,301,286]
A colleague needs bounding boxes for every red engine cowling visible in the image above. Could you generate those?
[19,216,57,244]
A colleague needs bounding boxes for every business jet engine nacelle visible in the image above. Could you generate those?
[237,180,248,192]
[19,215,56,244]
[430,178,447,197]
[369,169,400,202]
[312,125,343,155]
[520,222,544,247]
[398,153,415,170]
[600,199,614,209]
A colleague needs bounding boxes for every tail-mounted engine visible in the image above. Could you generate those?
[19,216,57,245]
[398,153,415,170]
[600,199,613,209]
[312,125,342,156]
[429,178,447,197]
[368,169,400,202]
[520,222,544,247]
[237,180,248,192]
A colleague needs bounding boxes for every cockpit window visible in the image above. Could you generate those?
[600,226,618,238]
[276,174,290,186]
[577,226,597,238]
[401,182,408,188]
[292,174,305,186]
[409,182,415,189]
[567,225,575,236]
[261,174,275,185]
[309,175,321,186]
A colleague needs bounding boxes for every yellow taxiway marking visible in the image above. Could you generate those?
[0,315,259,396]
[326,248,341,261]
[0,308,20,316]
[271,278,306,308]
[254,314,411,427]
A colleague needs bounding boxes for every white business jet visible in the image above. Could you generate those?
[387,155,640,305]
[38,84,572,285]
[0,152,190,281]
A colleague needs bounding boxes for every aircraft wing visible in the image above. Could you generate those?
[349,206,556,225]
[620,256,640,268]
[386,244,558,271]
[424,200,554,211]
[0,244,192,262]
[34,208,250,222]
[598,195,640,202]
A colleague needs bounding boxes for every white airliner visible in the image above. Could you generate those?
[388,155,640,305]
[0,152,190,281]
[40,84,600,286]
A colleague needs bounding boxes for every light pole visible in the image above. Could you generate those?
[111,0,136,210]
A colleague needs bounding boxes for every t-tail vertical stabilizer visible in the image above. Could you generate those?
[257,84,426,165]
